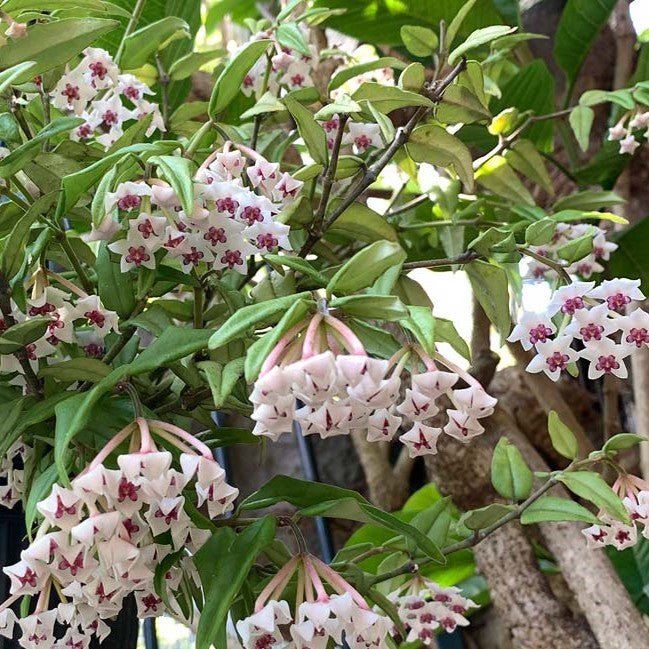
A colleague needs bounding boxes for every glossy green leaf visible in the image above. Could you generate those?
[150,155,195,216]
[525,218,556,246]
[330,295,408,321]
[39,358,111,383]
[547,411,578,460]
[557,228,595,264]
[436,85,491,124]
[262,254,327,285]
[553,190,625,212]
[209,39,271,117]
[327,241,406,295]
[558,471,629,522]
[0,61,37,95]
[327,201,398,242]
[505,139,554,194]
[240,91,286,119]
[400,25,438,57]
[0,17,119,77]
[0,192,56,279]
[195,518,277,649]
[462,503,513,530]
[0,118,83,179]
[401,305,435,356]
[276,22,311,56]
[475,155,534,205]
[448,25,515,64]
[0,318,49,355]
[465,261,510,340]
[446,0,479,47]
[569,105,594,152]
[491,438,533,501]
[283,95,328,166]
[521,496,600,525]
[554,0,617,87]
[209,292,312,350]
[97,242,136,318]
[434,317,471,360]
[603,433,646,454]
[243,298,312,382]
[406,124,474,190]
[121,17,191,68]
[399,62,426,92]
[352,83,432,114]
[25,462,60,534]
[169,49,223,80]
[328,57,407,92]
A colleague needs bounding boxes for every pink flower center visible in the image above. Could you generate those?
[607,292,631,312]
[125,246,151,267]
[615,529,631,543]
[546,351,569,372]
[182,247,205,267]
[596,354,620,373]
[626,327,649,347]
[137,219,155,238]
[256,233,278,251]
[165,233,185,249]
[528,324,553,345]
[154,505,180,525]
[117,194,141,211]
[29,302,56,317]
[62,83,80,102]
[291,73,305,87]
[354,134,372,150]
[84,309,105,328]
[204,226,227,246]
[85,343,103,358]
[142,594,162,612]
[243,74,254,88]
[221,249,244,268]
[579,323,604,342]
[413,430,432,450]
[55,496,76,519]
[117,477,140,502]
[561,296,585,315]
[242,205,263,224]
[77,123,93,139]
[102,109,119,126]
[124,85,140,100]
[216,197,239,214]
[18,568,37,587]
[89,61,108,80]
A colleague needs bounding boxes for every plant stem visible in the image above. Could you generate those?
[58,234,95,295]
[298,59,468,257]
[114,0,147,66]
[250,54,273,152]
[185,119,213,158]
[155,52,170,135]
[387,194,429,217]
[193,285,203,329]
[40,88,51,152]
[518,245,572,285]
[402,250,481,270]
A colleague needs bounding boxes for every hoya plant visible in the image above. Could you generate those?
[0,1,648,648]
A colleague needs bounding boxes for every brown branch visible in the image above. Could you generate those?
[298,59,468,257]
[402,250,480,270]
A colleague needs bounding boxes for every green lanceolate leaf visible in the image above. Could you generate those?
[0,61,37,94]
[401,306,435,356]
[169,49,224,80]
[400,25,438,57]
[352,83,433,114]
[330,295,408,321]
[557,471,629,523]
[462,503,514,531]
[97,242,136,318]
[0,318,50,354]
[525,218,556,246]
[0,17,119,77]
[283,95,328,165]
[505,139,553,194]
[405,124,474,190]
[448,26,516,65]
[0,118,83,179]
[327,241,406,295]
[194,518,277,649]
[547,410,578,460]
[209,39,272,117]
[327,201,398,242]
[209,293,313,350]
[491,438,533,501]
[244,298,312,382]
[434,317,471,360]
[603,433,646,454]
[276,22,311,56]
[0,192,56,280]
[150,155,195,215]
[120,17,191,68]
[521,496,600,525]
[465,261,510,341]
[328,57,407,92]
[569,105,594,152]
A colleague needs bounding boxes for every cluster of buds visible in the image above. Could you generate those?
[250,312,496,454]
[509,278,647,382]
[387,576,476,643]
[524,223,618,281]
[0,271,119,385]
[51,47,163,148]
[95,144,298,274]
[237,553,392,649]
[608,109,649,156]
[0,440,31,509]
[0,418,237,648]
[582,474,649,550]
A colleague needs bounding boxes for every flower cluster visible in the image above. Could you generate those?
[509,278,647,382]
[582,474,649,551]
[318,115,384,154]
[0,418,237,649]
[51,47,163,148]
[0,440,31,509]
[237,554,392,649]
[95,146,298,275]
[524,223,618,281]
[251,313,496,454]
[608,109,649,156]
[0,273,119,386]
[387,576,476,643]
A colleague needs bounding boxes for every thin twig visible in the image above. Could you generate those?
[518,245,572,285]
[155,52,170,136]
[58,234,94,295]
[402,250,480,270]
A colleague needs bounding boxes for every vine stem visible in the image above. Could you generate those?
[58,234,94,295]
[298,58,468,257]
[114,0,147,66]
[518,245,572,285]
[402,250,481,270]
[155,52,171,135]
[367,476,559,587]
